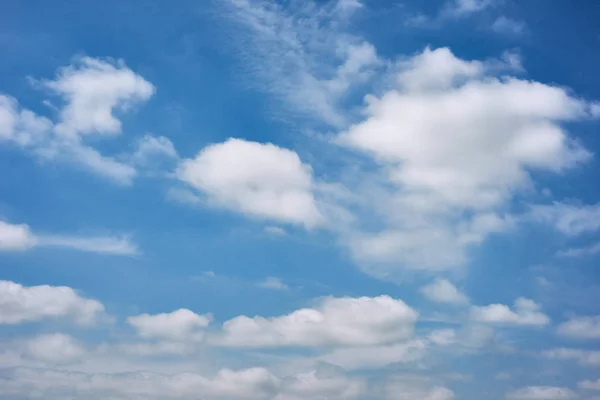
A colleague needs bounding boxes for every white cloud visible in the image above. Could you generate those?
[38,234,139,255]
[558,241,600,257]
[443,0,498,17]
[376,375,455,400]
[178,138,323,228]
[320,340,426,370]
[0,57,156,184]
[530,202,600,236]
[0,220,139,255]
[216,295,417,347]
[338,46,594,272]
[22,333,86,364]
[492,16,527,36]
[428,329,457,346]
[0,220,37,251]
[420,279,469,305]
[257,277,288,290]
[579,378,600,391]
[471,298,550,326]
[543,348,600,366]
[132,134,178,167]
[277,365,365,400]
[557,316,600,339]
[0,280,105,325]
[44,57,154,138]
[506,386,578,399]
[264,226,287,236]
[127,309,212,341]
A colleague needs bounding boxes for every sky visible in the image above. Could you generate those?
[1,0,600,399]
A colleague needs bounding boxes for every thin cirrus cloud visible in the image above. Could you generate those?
[0,220,138,256]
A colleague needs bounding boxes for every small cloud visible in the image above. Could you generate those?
[491,16,527,36]
[264,226,287,236]
[257,277,289,290]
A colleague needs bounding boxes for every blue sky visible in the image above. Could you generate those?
[1,1,600,399]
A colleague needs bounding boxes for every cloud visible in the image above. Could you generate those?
[471,298,550,326]
[0,220,37,250]
[420,279,469,305]
[374,374,455,400]
[0,220,139,255]
[337,46,594,273]
[542,348,600,366]
[558,241,600,257]
[320,340,426,370]
[579,378,600,391]
[43,57,155,138]
[221,0,380,126]
[443,0,498,17]
[0,57,156,184]
[257,277,288,290]
[216,295,417,347]
[177,138,323,228]
[0,280,105,325]
[557,316,600,339]
[530,202,600,236]
[0,365,365,400]
[131,134,179,168]
[506,386,578,399]
[492,16,527,36]
[21,333,86,364]
[127,309,212,341]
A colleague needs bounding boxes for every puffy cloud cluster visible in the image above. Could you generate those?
[471,298,550,326]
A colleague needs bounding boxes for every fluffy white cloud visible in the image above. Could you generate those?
[338,46,594,272]
[557,316,600,339]
[178,138,323,228]
[44,57,155,137]
[420,279,469,305]
[506,386,577,399]
[531,202,600,236]
[320,340,426,370]
[428,329,457,346]
[22,333,86,364]
[0,220,139,255]
[217,295,417,347]
[543,348,600,366]
[579,378,600,390]
[492,16,527,36]
[0,57,155,184]
[471,298,550,326]
[127,309,212,341]
[0,220,37,250]
[444,0,497,16]
[0,280,105,325]
[375,375,455,400]
[0,365,365,400]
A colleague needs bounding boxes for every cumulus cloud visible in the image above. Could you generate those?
[0,220,139,255]
[338,46,594,273]
[471,298,550,326]
[127,309,212,341]
[543,348,600,366]
[557,316,600,339]
[0,365,365,400]
[492,16,527,36]
[21,333,86,364]
[420,279,469,305]
[216,295,417,347]
[578,378,600,391]
[257,277,288,290]
[0,57,155,184]
[177,138,323,228]
[374,374,455,400]
[320,340,426,370]
[506,386,578,399]
[0,280,105,325]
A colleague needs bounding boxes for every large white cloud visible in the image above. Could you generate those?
[216,295,417,347]
[506,386,577,399]
[127,309,212,341]
[337,46,596,272]
[543,348,600,366]
[557,316,600,339]
[178,138,323,228]
[471,298,550,326]
[0,280,105,325]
